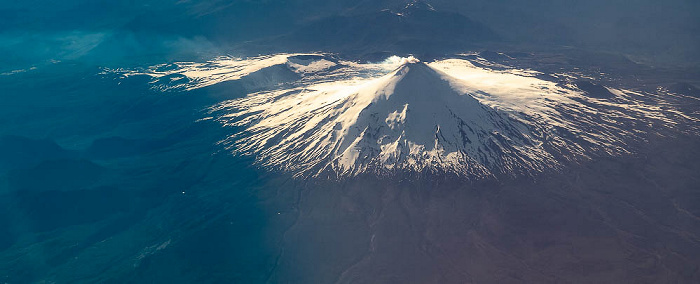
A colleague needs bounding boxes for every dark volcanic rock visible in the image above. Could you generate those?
[575,80,616,99]
[284,5,498,54]
[668,82,700,98]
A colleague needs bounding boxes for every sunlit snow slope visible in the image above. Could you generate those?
[115,54,695,179]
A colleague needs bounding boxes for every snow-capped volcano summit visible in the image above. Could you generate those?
[329,59,545,178]
[124,53,690,179]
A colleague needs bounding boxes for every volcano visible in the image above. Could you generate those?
[208,56,683,179]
